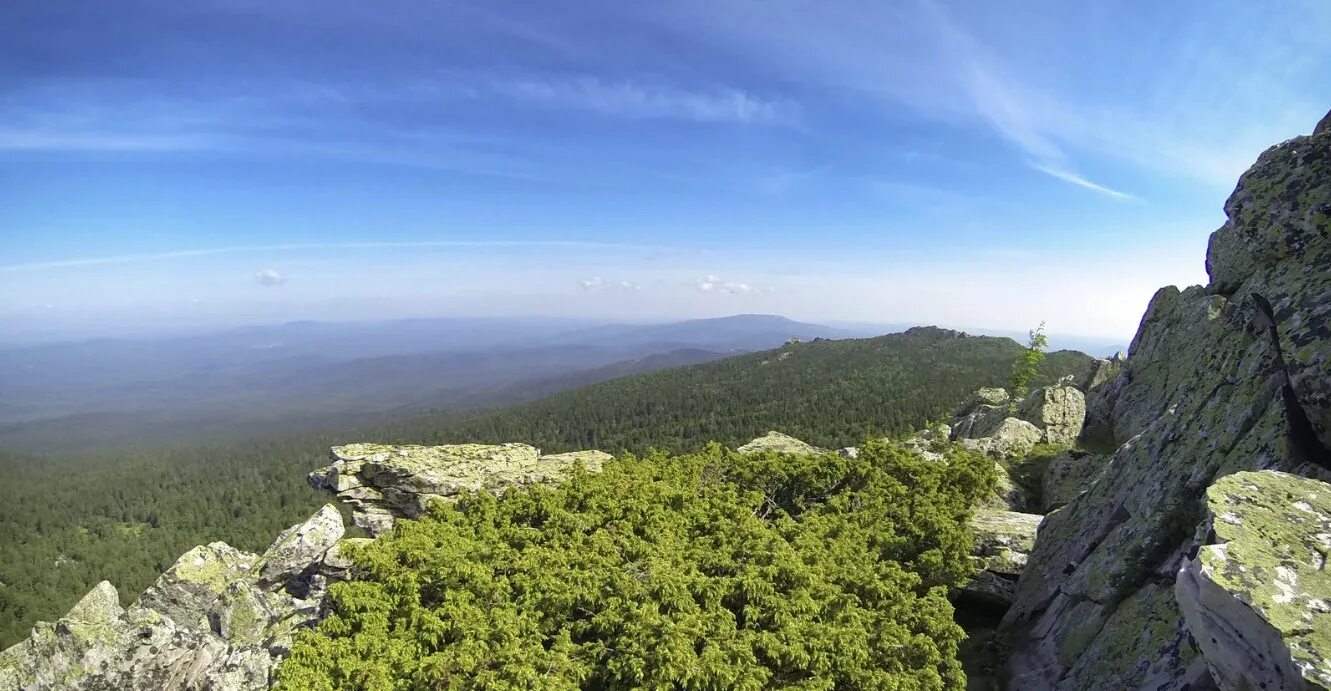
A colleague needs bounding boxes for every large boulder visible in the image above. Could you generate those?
[1017,382,1087,446]
[1176,470,1331,690]
[998,110,1331,690]
[735,431,824,455]
[310,443,609,535]
[0,505,350,691]
[957,417,1043,459]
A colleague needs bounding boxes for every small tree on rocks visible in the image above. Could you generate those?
[1010,322,1048,409]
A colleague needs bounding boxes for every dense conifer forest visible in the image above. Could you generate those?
[0,328,1090,647]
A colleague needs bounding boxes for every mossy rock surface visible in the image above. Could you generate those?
[1177,470,1331,690]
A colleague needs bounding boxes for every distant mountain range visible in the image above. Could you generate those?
[0,314,869,452]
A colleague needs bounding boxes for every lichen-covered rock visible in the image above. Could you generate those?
[310,442,608,535]
[1176,470,1331,690]
[959,388,1011,417]
[957,417,1043,459]
[1041,450,1108,512]
[971,510,1041,577]
[0,505,349,690]
[960,510,1042,608]
[999,110,1331,690]
[735,431,823,455]
[1017,383,1087,446]
[255,504,343,591]
[138,542,257,631]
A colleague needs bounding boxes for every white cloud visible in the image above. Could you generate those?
[695,275,757,294]
[579,276,642,291]
[254,269,286,287]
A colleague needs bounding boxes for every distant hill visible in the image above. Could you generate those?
[375,326,1093,453]
[0,314,872,452]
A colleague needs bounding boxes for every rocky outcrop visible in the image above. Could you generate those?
[1175,470,1331,691]
[951,381,1085,458]
[309,443,611,535]
[1040,449,1108,512]
[736,431,825,455]
[961,510,1043,608]
[0,505,350,691]
[999,110,1331,690]
[1017,381,1086,446]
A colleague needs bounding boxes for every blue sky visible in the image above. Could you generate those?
[2,0,1328,342]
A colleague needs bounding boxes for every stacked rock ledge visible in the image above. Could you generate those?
[309,442,611,536]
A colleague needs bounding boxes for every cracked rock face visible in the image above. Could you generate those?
[1176,471,1331,691]
[999,109,1331,690]
[0,505,351,691]
[310,443,611,535]
[1041,450,1108,512]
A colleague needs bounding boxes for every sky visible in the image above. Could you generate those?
[2,0,1329,343]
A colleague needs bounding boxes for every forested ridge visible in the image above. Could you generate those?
[0,327,1090,648]
[380,327,1091,453]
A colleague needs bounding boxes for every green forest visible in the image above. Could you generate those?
[0,328,1089,648]
[277,441,997,690]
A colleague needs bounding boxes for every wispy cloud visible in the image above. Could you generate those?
[493,77,794,125]
[1029,164,1135,200]
[0,240,669,274]
[917,1,1136,200]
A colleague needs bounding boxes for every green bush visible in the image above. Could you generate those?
[277,441,995,690]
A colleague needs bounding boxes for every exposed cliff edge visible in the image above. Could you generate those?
[998,109,1331,690]
[0,506,348,690]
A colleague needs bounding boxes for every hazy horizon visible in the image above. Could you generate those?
[5,1,1330,342]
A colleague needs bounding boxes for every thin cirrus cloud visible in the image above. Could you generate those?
[493,77,794,125]
[0,240,670,275]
